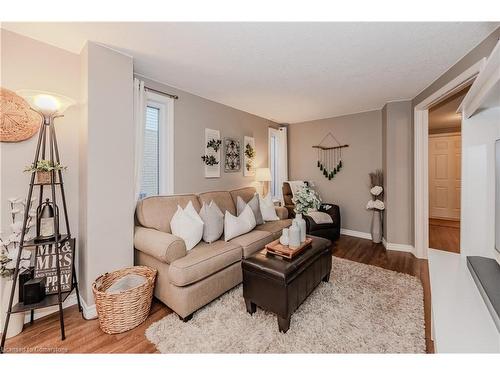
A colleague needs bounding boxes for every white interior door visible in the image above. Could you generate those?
[429,133,461,220]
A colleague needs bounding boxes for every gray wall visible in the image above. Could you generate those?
[288,110,382,234]
[382,101,413,245]
[79,42,134,304]
[137,76,279,194]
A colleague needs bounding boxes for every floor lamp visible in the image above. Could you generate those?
[255,168,272,197]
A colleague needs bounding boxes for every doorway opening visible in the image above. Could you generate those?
[413,58,485,259]
[428,86,470,253]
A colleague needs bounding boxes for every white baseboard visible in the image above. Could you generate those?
[81,296,97,319]
[340,228,372,240]
[382,237,414,253]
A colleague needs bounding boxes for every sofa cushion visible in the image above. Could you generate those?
[256,219,292,239]
[198,191,236,216]
[229,230,274,258]
[136,194,201,233]
[230,187,257,206]
[168,240,242,287]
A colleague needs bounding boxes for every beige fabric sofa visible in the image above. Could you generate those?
[134,187,291,320]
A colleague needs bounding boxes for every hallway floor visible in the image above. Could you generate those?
[429,218,460,253]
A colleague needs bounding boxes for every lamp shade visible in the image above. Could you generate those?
[16,90,75,116]
[255,168,272,182]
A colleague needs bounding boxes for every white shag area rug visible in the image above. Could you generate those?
[146,257,425,353]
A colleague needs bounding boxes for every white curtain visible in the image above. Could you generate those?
[279,126,288,186]
[133,78,146,201]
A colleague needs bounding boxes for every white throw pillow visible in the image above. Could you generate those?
[170,201,204,251]
[224,205,256,242]
[199,200,224,243]
[259,193,279,222]
[236,194,264,225]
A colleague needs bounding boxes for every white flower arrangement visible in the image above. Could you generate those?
[292,186,321,215]
[370,185,383,196]
[1,197,36,278]
[366,199,385,211]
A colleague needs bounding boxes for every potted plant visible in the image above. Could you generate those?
[292,186,321,243]
[366,170,385,243]
[24,160,66,184]
[0,198,36,339]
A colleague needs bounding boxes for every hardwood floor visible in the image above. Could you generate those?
[429,218,460,253]
[4,235,433,354]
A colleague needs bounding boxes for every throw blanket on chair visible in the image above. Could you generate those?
[286,180,306,198]
[306,211,334,224]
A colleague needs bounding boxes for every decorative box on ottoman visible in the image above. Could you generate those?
[242,235,332,333]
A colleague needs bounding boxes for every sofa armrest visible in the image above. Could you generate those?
[275,206,289,220]
[134,227,187,264]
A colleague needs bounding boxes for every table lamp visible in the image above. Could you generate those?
[255,167,272,196]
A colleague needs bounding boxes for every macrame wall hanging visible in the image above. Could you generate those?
[312,132,349,180]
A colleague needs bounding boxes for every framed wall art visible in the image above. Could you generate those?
[243,136,256,177]
[224,137,241,172]
[202,128,221,178]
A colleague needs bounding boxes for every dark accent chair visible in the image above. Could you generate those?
[282,182,341,242]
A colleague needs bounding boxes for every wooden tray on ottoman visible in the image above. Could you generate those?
[265,237,313,260]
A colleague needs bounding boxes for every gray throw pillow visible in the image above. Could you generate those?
[199,200,224,243]
[237,194,264,225]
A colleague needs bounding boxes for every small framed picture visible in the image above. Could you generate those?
[224,138,241,172]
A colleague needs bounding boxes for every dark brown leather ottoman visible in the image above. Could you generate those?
[242,235,332,333]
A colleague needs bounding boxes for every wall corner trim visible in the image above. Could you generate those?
[382,237,415,254]
[340,228,372,240]
[80,295,97,320]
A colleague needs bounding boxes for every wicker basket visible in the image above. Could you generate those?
[92,266,157,334]
[36,171,52,184]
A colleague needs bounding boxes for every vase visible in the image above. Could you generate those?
[288,223,301,249]
[279,228,289,246]
[371,210,383,244]
[0,276,24,339]
[293,213,307,243]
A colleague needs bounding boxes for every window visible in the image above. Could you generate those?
[140,106,160,197]
[270,133,279,198]
[139,91,174,199]
[268,127,288,201]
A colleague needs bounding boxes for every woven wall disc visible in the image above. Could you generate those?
[1,88,42,142]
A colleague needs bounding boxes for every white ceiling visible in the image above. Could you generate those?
[3,22,498,123]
